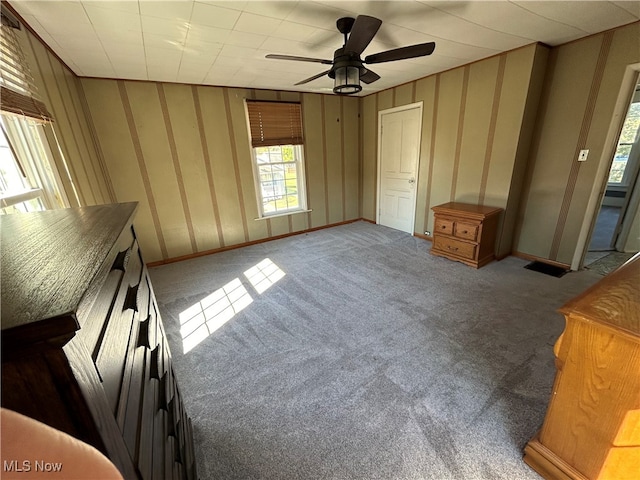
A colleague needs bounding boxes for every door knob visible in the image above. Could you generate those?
[408,178,415,184]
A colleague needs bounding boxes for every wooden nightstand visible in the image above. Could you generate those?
[430,202,503,268]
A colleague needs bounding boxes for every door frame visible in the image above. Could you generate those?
[376,102,424,234]
[572,63,640,270]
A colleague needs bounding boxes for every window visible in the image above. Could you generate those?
[0,13,67,214]
[246,100,307,217]
[608,93,640,185]
[0,115,68,214]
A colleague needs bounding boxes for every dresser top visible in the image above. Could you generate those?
[1,203,138,336]
[560,253,640,336]
[432,202,503,219]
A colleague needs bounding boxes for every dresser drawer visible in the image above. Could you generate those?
[95,241,144,413]
[433,236,476,260]
[454,222,479,242]
[435,218,454,235]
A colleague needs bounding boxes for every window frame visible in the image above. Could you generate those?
[250,144,308,218]
[0,114,69,214]
[244,100,310,219]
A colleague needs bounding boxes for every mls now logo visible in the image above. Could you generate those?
[4,460,63,472]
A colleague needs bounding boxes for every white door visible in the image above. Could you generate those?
[377,104,423,234]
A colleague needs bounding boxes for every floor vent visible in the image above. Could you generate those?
[524,261,569,278]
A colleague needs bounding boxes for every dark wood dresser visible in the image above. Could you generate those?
[431,202,503,268]
[1,203,197,480]
[524,253,640,480]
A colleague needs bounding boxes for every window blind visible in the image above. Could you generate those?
[246,100,303,147]
[0,21,53,122]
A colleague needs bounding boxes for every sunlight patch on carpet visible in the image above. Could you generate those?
[179,259,285,353]
[179,278,253,353]
[244,258,285,294]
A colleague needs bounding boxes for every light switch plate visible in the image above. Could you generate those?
[578,149,589,162]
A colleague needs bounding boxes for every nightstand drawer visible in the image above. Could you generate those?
[435,218,454,235]
[433,236,476,260]
[454,222,479,242]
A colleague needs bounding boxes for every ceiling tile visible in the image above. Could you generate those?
[270,21,321,42]
[39,20,96,37]
[190,2,242,29]
[430,1,586,46]
[145,46,185,65]
[84,4,142,31]
[243,1,299,20]
[82,1,140,15]
[285,2,353,29]
[139,1,194,21]
[234,12,283,35]
[95,28,144,45]
[226,30,268,49]
[512,1,638,33]
[141,15,189,41]
[185,25,231,44]
[612,1,640,17]
[18,1,90,25]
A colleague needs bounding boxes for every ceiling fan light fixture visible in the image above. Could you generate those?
[333,65,361,95]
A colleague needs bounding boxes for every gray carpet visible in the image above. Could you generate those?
[149,221,601,480]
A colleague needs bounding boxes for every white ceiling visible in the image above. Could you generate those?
[9,1,640,95]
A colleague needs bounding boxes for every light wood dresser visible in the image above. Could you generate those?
[430,202,502,268]
[524,253,640,480]
[1,203,197,480]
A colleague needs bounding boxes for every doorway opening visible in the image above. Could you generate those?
[584,78,640,274]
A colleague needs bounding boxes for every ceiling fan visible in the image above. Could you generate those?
[265,15,436,95]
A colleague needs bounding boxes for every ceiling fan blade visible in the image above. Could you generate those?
[294,70,332,86]
[344,15,382,55]
[364,42,436,65]
[360,69,380,84]
[266,54,333,65]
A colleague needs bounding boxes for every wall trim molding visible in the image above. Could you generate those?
[512,251,571,270]
[147,218,364,267]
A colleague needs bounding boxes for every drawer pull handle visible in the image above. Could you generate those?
[447,246,458,251]
[124,284,139,311]
[112,248,131,272]
[138,316,151,348]
[150,345,160,380]
[462,230,468,234]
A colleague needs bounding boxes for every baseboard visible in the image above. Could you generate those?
[414,232,433,242]
[147,218,365,267]
[523,436,588,480]
[512,251,571,270]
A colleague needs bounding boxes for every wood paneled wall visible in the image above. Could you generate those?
[360,44,548,258]
[80,79,360,263]
[516,22,640,265]
[18,15,639,267]
[15,27,112,207]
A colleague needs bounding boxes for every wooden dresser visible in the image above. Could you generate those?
[524,253,640,480]
[430,202,502,268]
[1,203,197,480]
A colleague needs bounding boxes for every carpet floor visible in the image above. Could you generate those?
[149,221,601,480]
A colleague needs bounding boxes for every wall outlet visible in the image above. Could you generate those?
[425,231,431,236]
[578,149,589,162]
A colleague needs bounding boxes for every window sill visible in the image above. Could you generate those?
[254,209,312,221]
[0,188,42,208]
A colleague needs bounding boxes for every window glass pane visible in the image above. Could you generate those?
[0,126,30,194]
[252,142,306,216]
[1,197,43,214]
[281,145,295,162]
[608,102,640,184]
